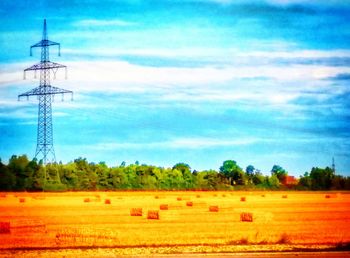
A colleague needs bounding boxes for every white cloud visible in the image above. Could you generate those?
[74,19,136,27]
[237,50,350,59]
[89,137,259,151]
[3,48,350,110]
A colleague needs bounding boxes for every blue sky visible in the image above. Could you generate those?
[1,0,350,176]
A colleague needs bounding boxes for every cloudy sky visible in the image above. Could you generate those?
[1,0,350,176]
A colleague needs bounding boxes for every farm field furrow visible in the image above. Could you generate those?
[0,191,349,256]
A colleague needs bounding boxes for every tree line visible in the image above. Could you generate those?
[0,155,349,191]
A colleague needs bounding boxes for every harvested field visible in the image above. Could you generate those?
[0,191,349,255]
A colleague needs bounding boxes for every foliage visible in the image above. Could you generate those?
[0,155,349,191]
[219,160,245,185]
[298,167,336,190]
[271,165,288,182]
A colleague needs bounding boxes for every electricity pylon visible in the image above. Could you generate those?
[18,19,73,167]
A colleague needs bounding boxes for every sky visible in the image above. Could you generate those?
[0,0,350,176]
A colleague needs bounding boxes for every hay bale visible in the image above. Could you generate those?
[0,222,10,234]
[240,212,253,222]
[130,208,143,216]
[147,210,159,220]
[196,194,201,198]
[209,205,219,212]
[160,204,168,210]
[325,194,331,199]
[186,201,193,207]
[282,195,288,199]
[222,194,226,197]
[0,193,6,198]
[177,197,182,201]
[83,198,91,203]
[104,199,111,204]
[240,197,246,202]
[154,195,159,199]
[261,194,265,197]
[19,198,26,203]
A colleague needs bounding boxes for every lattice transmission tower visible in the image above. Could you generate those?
[18,19,73,165]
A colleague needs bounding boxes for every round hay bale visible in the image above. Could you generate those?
[104,199,111,204]
[240,197,246,202]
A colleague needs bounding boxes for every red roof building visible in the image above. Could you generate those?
[282,175,298,186]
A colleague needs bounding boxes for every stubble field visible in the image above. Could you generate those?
[0,191,349,256]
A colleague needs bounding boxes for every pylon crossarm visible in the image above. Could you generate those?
[30,40,60,56]
[18,85,73,100]
[24,61,66,71]
[31,39,60,48]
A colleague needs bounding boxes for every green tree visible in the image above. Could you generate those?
[219,160,245,185]
[172,163,191,174]
[309,167,334,190]
[0,160,16,190]
[8,155,30,191]
[266,174,280,189]
[252,170,264,185]
[109,167,128,189]
[246,165,255,177]
[271,165,287,182]
[298,172,311,189]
